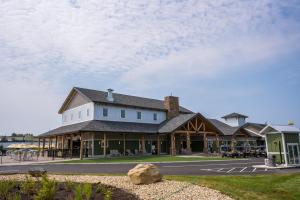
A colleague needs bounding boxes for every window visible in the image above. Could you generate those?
[103,108,108,117]
[121,109,126,118]
[153,113,157,121]
[78,111,81,119]
[71,114,73,121]
[63,115,67,122]
[137,111,141,119]
[87,109,90,117]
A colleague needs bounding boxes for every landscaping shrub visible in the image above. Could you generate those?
[0,180,16,200]
[20,175,37,196]
[34,175,57,200]
[82,183,93,200]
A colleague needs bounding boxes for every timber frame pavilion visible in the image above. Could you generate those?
[38,113,255,160]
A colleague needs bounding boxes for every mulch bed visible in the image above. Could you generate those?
[6,182,140,200]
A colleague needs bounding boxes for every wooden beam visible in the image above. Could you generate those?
[70,134,73,159]
[79,133,83,160]
[42,138,45,157]
[189,121,196,131]
[197,122,204,131]
[141,135,146,154]
[103,133,107,157]
[38,138,41,157]
[123,134,126,156]
[62,135,65,158]
[203,133,208,154]
[216,135,220,154]
[170,133,176,156]
[186,132,191,154]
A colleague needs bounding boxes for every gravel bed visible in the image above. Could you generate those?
[0,174,233,200]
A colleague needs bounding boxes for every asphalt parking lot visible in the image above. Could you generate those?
[0,158,299,175]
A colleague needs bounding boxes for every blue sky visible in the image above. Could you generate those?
[0,0,300,135]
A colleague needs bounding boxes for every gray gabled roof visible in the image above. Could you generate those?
[60,87,192,114]
[158,113,197,133]
[222,112,248,119]
[39,120,159,137]
[208,119,240,135]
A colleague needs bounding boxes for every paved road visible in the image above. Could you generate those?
[1,158,299,175]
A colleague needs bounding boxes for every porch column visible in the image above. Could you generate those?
[157,134,161,155]
[70,134,73,159]
[216,135,220,154]
[141,135,146,154]
[80,133,84,160]
[231,136,236,152]
[203,133,208,154]
[103,133,107,157]
[186,132,191,154]
[123,134,126,155]
[38,138,41,157]
[42,138,45,157]
[49,137,52,150]
[170,133,176,156]
[55,136,58,158]
[62,135,65,158]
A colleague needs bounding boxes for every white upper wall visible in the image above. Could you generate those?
[61,102,167,125]
[224,117,246,127]
[62,102,94,126]
[94,103,166,124]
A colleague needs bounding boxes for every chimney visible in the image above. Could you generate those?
[164,96,179,119]
[106,88,114,102]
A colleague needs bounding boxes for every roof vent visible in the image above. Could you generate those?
[288,120,294,126]
[106,88,114,102]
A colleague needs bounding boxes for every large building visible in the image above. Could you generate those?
[38,87,266,159]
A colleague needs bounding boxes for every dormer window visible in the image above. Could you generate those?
[63,115,67,122]
[137,111,141,120]
[103,108,108,117]
[153,113,157,121]
[87,109,90,117]
[121,110,126,118]
[78,111,81,119]
[71,114,73,121]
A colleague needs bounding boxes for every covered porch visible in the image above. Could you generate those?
[159,113,224,156]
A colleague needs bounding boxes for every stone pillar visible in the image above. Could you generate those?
[157,135,161,155]
[103,133,107,157]
[186,132,191,154]
[170,133,176,156]
[203,133,208,154]
[80,133,83,160]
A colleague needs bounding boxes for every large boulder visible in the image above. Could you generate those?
[128,164,162,185]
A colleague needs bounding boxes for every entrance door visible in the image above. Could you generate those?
[287,143,300,165]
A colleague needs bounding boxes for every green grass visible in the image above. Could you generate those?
[165,173,300,200]
[58,155,235,163]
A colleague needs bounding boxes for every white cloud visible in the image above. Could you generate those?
[121,32,300,88]
[0,0,300,133]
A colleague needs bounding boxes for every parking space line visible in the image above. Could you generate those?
[240,167,247,172]
[217,168,224,172]
[252,168,257,172]
[265,168,268,171]
[226,168,235,173]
